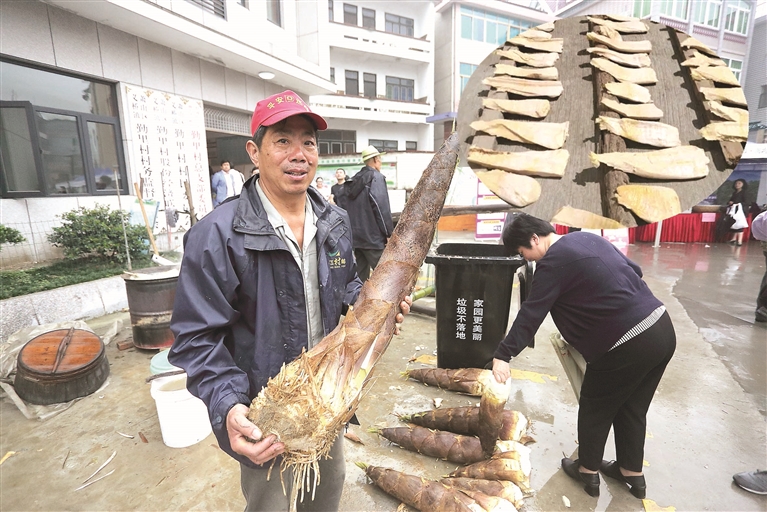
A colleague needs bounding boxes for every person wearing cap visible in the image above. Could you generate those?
[211,160,245,207]
[168,90,411,511]
[344,145,394,282]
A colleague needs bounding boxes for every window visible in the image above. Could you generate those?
[386,76,414,102]
[362,8,375,29]
[460,63,478,95]
[659,0,688,19]
[406,141,417,151]
[185,0,226,18]
[328,0,333,21]
[369,139,398,152]
[343,3,357,25]
[0,60,126,197]
[760,86,767,109]
[724,0,750,34]
[345,70,359,95]
[266,0,281,26]
[694,0,722,28]
[363,73,376,98]
[330,67,335,84]
[319,129,356,155]
[633,0,651,18]
[385,13,414,37]
[460,6,532,44]
[720,57,743,82]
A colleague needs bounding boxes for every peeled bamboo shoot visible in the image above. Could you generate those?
[604,82,652,103]
[691,66,741,87]
[590,58,657,84]
[707,101,749,123]
[589,146,710,180]
[495,49,559,68]
[587,32,652,53]
[596,116,681,148]
[508,36,564,53]
[588,16,648,34]
[601,97,663,120]
[700,87,748,107]
[482,76,563,98]
[587,47,652,68]
[551,206,624,230]
[681,50,726,67]
[481,98,550,119]
[475,170,541,208]
[494,64,559,80]
[699,121,748,142]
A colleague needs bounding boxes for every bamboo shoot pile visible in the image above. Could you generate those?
[246,134,460,509]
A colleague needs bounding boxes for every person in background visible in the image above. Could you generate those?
[751,209,767,323]
[211,160,245,207]
[313,176,331,201]
[727,179,748,246]
[344,145,393,282]
[330,168,347,208]
[492,214,675,499]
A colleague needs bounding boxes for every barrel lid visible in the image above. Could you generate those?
[122,265,180,281]
[17,328,104,376]
[150,349,181,375]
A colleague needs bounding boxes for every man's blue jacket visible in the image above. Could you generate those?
[169,177,362,467]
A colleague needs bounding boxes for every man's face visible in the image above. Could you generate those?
[247,116,318,200]
[222,162,231,172]
[369,156,382,171]
[517,234,545,262]
[335,169,345,182]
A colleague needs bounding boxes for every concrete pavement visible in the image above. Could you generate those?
[0,237,765,511]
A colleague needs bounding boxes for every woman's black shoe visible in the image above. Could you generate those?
[561,458,600,497]
[600,460,646,499]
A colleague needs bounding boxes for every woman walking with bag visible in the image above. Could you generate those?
[492,214,676,499]
[727,179,748,246]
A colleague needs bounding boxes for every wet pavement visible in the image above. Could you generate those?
[1,236,765,511]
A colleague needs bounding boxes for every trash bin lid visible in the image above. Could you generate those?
[425,243,524,266]
[122,265,180,281]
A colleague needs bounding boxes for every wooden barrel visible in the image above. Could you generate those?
[14,328,110,405]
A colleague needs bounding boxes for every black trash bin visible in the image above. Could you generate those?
[425,243,526,369]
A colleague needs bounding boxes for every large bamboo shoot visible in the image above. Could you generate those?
[247,134,460,510]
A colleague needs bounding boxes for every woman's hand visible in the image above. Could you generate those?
[492,358,510,384]
[226,404,285,465]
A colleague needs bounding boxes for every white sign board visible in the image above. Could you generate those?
[124,85,212,232]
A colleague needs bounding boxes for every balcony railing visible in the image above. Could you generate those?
[329,21,431,61]
[184,0,226,19]
[311,93,432,119]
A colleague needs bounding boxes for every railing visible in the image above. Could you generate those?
[311,94,432,117]
[329,21,431,59]
[184,0,226,18]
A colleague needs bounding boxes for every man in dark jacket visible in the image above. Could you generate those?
[344,145,394,282]
[168,91,410,511]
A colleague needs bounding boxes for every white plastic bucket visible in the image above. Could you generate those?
[150,373,212,448]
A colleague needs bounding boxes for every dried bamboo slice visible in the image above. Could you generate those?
[596,116,681,147]
[508,36,564,53]
[681,50,727,67]
[590,58,657,84]
[589,146,710,180]
[587,32,652,53]
[495,48,559,68]
[468,146,569,178]
[475,170,541,207]
[707,101,749,123]
[700,87,748,107]
[604,82,652,103]
[594,24,622,40]
[601,97,663,120]
[699,121,748,142]
[588,16,648,34]
[616,185,681,223]
[519,28,552,40]
[603,14,640,22]
[495,64,559,80]
[535,21,555,32]
[482,98,550,119]
[691,66,741,87]
[681,36,718,57]
[551,206,624,229]
[483,76,563,99]
[587,47,652,68]
[470,119,569,150]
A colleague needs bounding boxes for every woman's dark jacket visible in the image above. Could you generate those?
[169,178,362,467]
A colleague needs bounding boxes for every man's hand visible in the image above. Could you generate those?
[226,404,284,465]
[492,358,510,384]
[394,295,413,335]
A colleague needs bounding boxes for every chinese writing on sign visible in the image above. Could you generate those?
[456,298,484,341]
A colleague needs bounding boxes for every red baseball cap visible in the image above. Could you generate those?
[250,90,327,135]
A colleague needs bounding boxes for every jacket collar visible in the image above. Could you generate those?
[233,176,345,251]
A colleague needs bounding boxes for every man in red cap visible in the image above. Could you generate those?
[169,90,411,510]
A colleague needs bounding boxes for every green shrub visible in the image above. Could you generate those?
[0,224,26,252]
[48,205,148,262]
